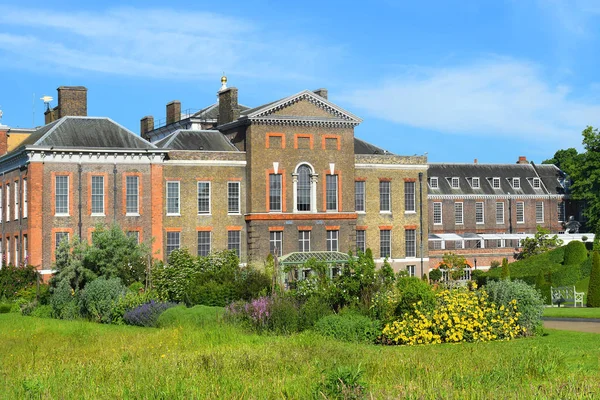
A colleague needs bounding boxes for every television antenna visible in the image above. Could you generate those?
[40,95,53,111]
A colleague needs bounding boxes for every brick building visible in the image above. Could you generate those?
[427,159,574,269]
[0,82,429,278]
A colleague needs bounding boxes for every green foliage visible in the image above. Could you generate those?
[0,302,11,313]
[157,305,225,328]
[30,305,53,318]
[428,268,442,282]
[501,258,511,280]
[299,295,333,331]
[535,270,551,304]
[484,280,545,335]
[542,147,580,178]
[489,260,501,269]
[314,312,381,343]
[110,289,159,325]
[51,236,97,291]
[79,277,126,323]
[517,227,563,260]
[587,252,600,307]
[268,295,300,334]
[314,365,367,400]
[439,252,467,280]
[0,264,39,300]
[471,270,487,287]
[563,241,588,266]
[394,277,436,316]
[50,280,80,320]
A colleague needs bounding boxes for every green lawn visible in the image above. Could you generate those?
[544,306,600,319]
[1,307,599,399]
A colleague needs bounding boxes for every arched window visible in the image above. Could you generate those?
[297,164,312,211]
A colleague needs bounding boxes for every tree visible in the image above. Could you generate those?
[542,147,581,179]
[439,252,468,280]
[501,258,510,280]
[51,236,97,291]
[428,268,442,282]
[587,251,600,307]
[516,226,563,259]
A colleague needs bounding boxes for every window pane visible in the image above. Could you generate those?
[91,176,104,214]
[126,176,139,214]
[404,181,415,212]
[166,231,180,257]
[166,181,180,214]
[405,229,416,257]
[454,202,463,225]
[197,231,211,256]
[55,232,69,250]
[23,179,27,219]
[127,231,140,244]
[496,202,504,224]
[536,202,544,223]
[475,202,484,224]
[356,230,366,253]
[380,229,391,258]
[55,176,69,214]
[433,202,442,224]
[197,182,210,214]
[13,181,18,220]
[228,230,241,257]
[326,175,338,211]
[355,181,365,212]
[298,230,310,252]
[297,165,311,211]
[269,174,282,212]
[558,202,565,222]
[516,202,524,223]
[326,230,339,252]
[379,181,390,212]
[228,182,240,214]
[269,231,283,256]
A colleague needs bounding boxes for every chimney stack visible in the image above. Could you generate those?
[474,158,478,164]
[517,156,528,164]
[218,87,240,126]
[166,101,181,125]
[44,86,87,124]
[140,116,155,140]
[313,88,328,100]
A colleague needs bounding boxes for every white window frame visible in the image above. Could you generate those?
[294,163,317,213]
[405,229,416,258]
[558,202,565,222]
[14,236,18,266]
[433,202,442,225]
[0,186,3,224]
[355,181,366,213]
[326,174,338,212]
[429,177,438,189]
[356,229,366,253]
[6,237,10,265]
[406,265,416,277]
[269,231,283,257]
[197,181,211,215]
[166,181,181,216]
[13,181,18,220]
[23,235,27,263]
[269,173,282,212]
[379,181,391,213]
[492,177,500,189]
[380,229,391,258]
[227,230,241,257]
[451,177,460,189]
[475,201,484,224]
[516,201,525,224]
[5,184,9,222]
[228,181,241,215]
[454,202,463,225]
[91,175,105,216]
[125,175,139,216]
[299,230,311,252]
[532,178,541,189]
[326,230,339,252]
[472,177,480,189]
[536,202,544,223]
[22,179,27,219]
[166,231,180,257]
[55,176,69,216]
[197,231,211,257]
[496,202,505,224]
[55,232,69,250]
[512,178,520,189]
[404,181,415,213]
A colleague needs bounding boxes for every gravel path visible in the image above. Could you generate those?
[543,318,600,333]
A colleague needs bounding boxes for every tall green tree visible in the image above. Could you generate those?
[516,226,563,259]
[542,147,581,179]
[500,258,510,280]
[587,251,600,307]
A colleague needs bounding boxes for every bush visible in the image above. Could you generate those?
[314,365,367,400]
[587,252,600,307]
[563,241,588,266]
[501,258,510,280]
[50,281,80,320]
[157,305,224,328]
[428,268,442,282]
[314,312,381,343]
[0,302,11,313]
[395,277,436,316]
[269,295,299,334]
[185,280,236,307]
[110,289,159,324]
[123,300,178,327]
[79,277,126,323]
[382,287,525,345]
[299,295,333,330]
[0,264,39,300]
[225,294,300,334]
[30,304,53,318]
[484,279,544,335]
[550,263,581,287]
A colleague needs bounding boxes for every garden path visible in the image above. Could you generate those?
[543,318,600,334]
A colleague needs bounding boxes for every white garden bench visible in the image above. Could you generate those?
[551,286,584,307]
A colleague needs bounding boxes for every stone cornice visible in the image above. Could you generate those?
[428,194,566,200]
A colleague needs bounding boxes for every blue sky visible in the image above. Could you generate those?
[1,0,600,163]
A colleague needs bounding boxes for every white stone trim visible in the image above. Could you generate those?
[429,194,564,200]
[165,160,247,167]
[355,163,429,170]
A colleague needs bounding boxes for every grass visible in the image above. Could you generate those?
[1,306,599,399]
[543,307,600,319]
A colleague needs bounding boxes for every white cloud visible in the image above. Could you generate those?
[340,58,600,145]
[0,6,332,81]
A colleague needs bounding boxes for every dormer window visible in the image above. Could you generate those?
[532,178,541,189]
[512,178,520,189]
[430,177,438,189]
[472,177,480,189]
[492,177,500,189]
[451,177,459,189]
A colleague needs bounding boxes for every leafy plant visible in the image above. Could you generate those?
[123,300,178,327]
[563,241,588,266]
[516,226,563,260]
[314,365,367,400]
[314,312,381,343]
[50,280,80,320]
[501,258,510,280]
[79,277,126,323]
[428,268,442,282]
[439,252,468,280]
[587,251,600,307]
[0,264,39,300]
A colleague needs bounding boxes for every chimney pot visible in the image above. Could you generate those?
[166,101,181,125]
[141,116,155,140]
[517,156,528,164]
[313,88,328,100]
[44,86,87,124]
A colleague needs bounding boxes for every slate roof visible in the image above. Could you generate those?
[155,130,239,151]
[191,102,251,121]
[354,137,393,155]
[427,163,564,196]
[14,116,156,152]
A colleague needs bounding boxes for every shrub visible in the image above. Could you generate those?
[428,268,442,282]
[395,277,436,316]
[471,270,487,287]
[563,241,588,266]
[110,289,159,324]
[382,287,525,345]
[0,302,11,313]
[314,365,367,400]
[299,295,333,331]
[0,264,39,300]
[550,263,581,287]
[501,258,510,280]
[314,312,381,343]
[489,260,501,269]
[123,300,178,327]
[79,277,126,323]
[185,280,236,307]
[587,252,600,307]
[225,294,300,334]
[484,279,544,335]
[50,280,80,320]
[269,295,299,334]
[30,305,53,318]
